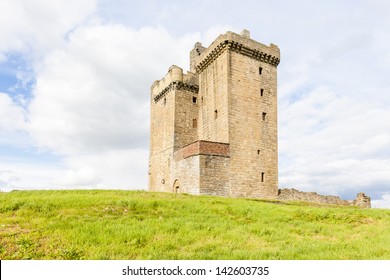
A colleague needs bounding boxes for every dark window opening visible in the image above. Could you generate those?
[214,110,218,119]
[262,112,267,121]
[260,88,264,96]
[257,150,260,155]
[261,172,265,182]
[193,118,197,128]
[201,96,204,103]
[192,96,197,103]
[259,67,263,75]
[163,97,166,105]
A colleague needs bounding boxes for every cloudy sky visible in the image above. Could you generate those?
[0,0,389,207]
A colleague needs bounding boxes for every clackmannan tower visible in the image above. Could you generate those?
[149,30,280,198]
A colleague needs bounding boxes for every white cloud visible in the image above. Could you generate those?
[0,170,20,188]
[371,193,390,209]
[0,92,29,147]
[0,93,26,130]
[57,149,148,189]
[25,24,202,188]
[279,73,390,199]
[28,24,194,153]
[0,162,64,190]
[54,166,101,187]
[0,0,97,57]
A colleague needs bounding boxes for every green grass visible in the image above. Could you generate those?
[0,190,389,260]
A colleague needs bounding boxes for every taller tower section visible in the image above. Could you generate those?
[193,30,280,198]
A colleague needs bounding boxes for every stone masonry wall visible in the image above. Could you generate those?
[227,49,278,198]
[149,65,198,193]
[173,155,200,195]
[197,50,230,144]
[200,154,230,196]
[278,188,371,208]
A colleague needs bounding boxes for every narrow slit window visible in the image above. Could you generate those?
[262,112,267,121]
[192,96,197,103]
[261,172,265,182]
[257,150,260,155]
[192,118,197,128]
[214,110,218,119]
[260,88,264,96]
[164,97,166,105]
[259,67,263,75]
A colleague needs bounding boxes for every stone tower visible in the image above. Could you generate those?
[149,30,280,198]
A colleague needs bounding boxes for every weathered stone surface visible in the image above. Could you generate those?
[351,192,371,208]
[278,188,371,208]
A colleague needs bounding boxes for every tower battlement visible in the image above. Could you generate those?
[152,65,198,103]
[191,31,280,74]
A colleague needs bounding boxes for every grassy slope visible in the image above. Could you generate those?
[0,190,389,260]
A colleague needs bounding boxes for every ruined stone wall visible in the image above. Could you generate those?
[278,188,349,206]
[278,188,371,208]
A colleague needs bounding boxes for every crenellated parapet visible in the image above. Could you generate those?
[152,65,198,102]
[194,30,280,73]
[153,81,199,102]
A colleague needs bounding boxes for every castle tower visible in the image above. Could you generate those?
[149,30,280,198]
[149,65,199,193]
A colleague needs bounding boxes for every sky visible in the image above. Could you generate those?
[0,0,389,208]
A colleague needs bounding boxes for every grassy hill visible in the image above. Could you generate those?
[1,190,389,260]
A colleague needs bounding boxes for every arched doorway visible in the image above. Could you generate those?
[173,179,180,193]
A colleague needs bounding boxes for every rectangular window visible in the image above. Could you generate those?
[260,88,264,96]
[192,96,197,103]
[259,67,263,75]
[261,172,265,182]
[192,118,197,128]
[262,112,267,121]
[257,150,260,155]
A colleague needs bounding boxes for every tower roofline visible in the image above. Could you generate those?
[194,30,280,73]
[151,65,198,102]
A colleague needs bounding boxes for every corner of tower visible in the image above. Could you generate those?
[190,42,206,73]
[151,65,184,94]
